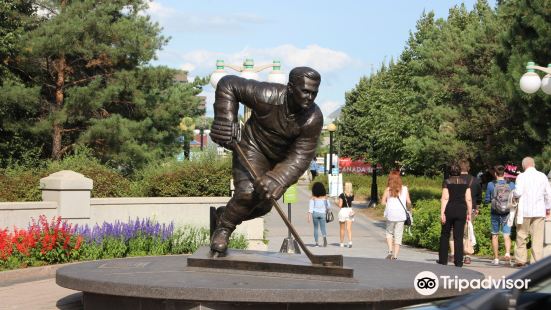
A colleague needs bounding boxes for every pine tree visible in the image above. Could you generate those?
[495,0,551,171]
[6,0,168,160]
[338,0,521,175]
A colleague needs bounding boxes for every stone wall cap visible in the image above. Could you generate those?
[91,196,231,205]
[40,170,93,190]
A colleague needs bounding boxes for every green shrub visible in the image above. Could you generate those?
[149,237,170,256]
[403,199,496,256]
[0,167,45,201]
[79,242,103,261]
[402,199,442,251]
[139,154,232,197]
[102,236,127,258]
[128,234,149,257]
[169,226,248,254]
[0,147,132,201]
[170,226,210,254]
[312,174,442,201]
[47,149,132,197]
[228,233,249,249]
[0,256,23,270]
[472,206,494,257]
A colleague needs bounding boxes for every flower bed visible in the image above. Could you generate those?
[0,216,248,271]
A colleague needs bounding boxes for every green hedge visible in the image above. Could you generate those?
[0,149,232,201]
[137,154,231,197]
[0,151,133,201]
[313,174,442,201]
[0,168,46,202]
[313,173,501,257]
[403,200,504,257]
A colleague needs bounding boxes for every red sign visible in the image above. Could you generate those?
[338,157,381,174]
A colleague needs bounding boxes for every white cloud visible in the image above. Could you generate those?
[145,2,268,32]
[267,45,352,72]
[145,1,173,18]
[181,63,196,72]
[177,44,354,78]
[318,100,343,118]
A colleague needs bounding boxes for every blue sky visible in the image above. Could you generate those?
[148,0,488,118]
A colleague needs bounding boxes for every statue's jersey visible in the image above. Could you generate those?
[214,75,323,187]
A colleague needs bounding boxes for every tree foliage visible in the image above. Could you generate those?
[0,1,204,172]
[339,0,551,175]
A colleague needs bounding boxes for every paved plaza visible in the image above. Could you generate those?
[0,184,517,309]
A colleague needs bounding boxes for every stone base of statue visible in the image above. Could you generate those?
[57,248,483,310]
[188,246,353,277]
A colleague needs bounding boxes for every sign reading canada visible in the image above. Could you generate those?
[338,157,381,174]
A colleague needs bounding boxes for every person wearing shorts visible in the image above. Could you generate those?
[381,171,412,259]
[338,182,355,248]
[485,165,515,265]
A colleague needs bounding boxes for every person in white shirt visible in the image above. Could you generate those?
[513,157,551,267]
[381,171,412,260]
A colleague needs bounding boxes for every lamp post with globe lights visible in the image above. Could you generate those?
[519,61,551,94]
[210,59,287,122]
[327,123,337,175]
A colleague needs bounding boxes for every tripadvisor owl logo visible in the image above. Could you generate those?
[414,271,439,296]
[414,270,531,296]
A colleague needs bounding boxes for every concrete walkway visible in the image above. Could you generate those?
[0,183,518,309]
[265,183,517,280]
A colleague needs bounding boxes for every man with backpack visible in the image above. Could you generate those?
[484,165,515,266]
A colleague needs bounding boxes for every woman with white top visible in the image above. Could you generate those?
[381,171,412,259]
[338,182,355,248]
[308,182,329,247]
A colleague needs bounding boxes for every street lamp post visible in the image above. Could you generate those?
[200,127,204,151]
[327,123,337,175]
[369,139,378,208]
[210,59,287,122]
[197,116,207,151]
[519,61,551,94]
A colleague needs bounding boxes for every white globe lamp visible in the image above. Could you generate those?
[520,61,542,94]
[209,60,228,89]
[240,58,259,80]
[541,65,551,95]
[267,60,287,84]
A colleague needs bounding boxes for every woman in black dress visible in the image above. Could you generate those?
[438,163,473,267]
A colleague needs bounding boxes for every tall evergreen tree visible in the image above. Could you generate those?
[0,0,43,166]
[6,0,168,160]
[339,1,530,175]
[495,0,551,171]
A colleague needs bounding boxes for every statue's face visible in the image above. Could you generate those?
[288,77,320,111]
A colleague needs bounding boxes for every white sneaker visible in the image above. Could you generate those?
[339,243,344,247]
[492,258,499,265]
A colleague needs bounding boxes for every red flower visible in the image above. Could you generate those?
[0,228,13,260]
[74,236,83,250]
[3,215,84,264]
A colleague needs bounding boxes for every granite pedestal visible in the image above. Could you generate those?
[56,249,483,310]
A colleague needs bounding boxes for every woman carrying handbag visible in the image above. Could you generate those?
[438,162,473,267]
[308,182,329,247]
[381,171,412,260]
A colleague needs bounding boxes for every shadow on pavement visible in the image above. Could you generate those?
[56,292,82,310]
